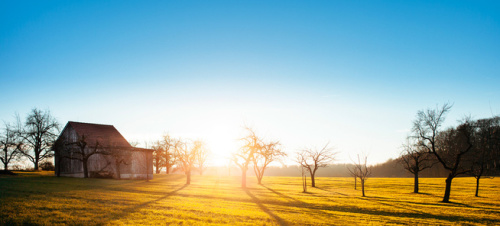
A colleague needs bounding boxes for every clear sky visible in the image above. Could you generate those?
[1,0,499,165]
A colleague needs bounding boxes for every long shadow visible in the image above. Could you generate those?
[238,189,497,225]
[244,188,288,226]
[313,187,349,196]
[364,195,493,210]
[48,184,498,225]
[106,184,188,223]
[260,185,303,203]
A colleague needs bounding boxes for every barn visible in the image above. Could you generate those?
[54,121,153,179]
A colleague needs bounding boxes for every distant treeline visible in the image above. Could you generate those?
[196,160,499,178]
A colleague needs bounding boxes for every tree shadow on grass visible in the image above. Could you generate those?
[261,185,305,203]
[251,187,498,225]
[106,184,188,224]
[244,188,288,226]
[313,186,349,196]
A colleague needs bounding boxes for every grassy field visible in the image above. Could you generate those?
[0,172,499,225]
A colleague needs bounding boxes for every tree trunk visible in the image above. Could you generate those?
[82,159,89,178]
[34,158,39,171]
[3,162,8,171]
[155,156,161,174]
[186,170,191,185]
[442,175,453,203]
[155,164,160,174]
[310,172,316,187]
[361,179,365,197]
[166,166,170,174]
[34,149,40,170]
[414,171,419,193]
[475,176,480,197]
[354,176,357,190]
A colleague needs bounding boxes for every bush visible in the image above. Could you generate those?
[40,162,55,171]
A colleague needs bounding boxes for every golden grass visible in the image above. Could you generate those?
[0,172,499,225]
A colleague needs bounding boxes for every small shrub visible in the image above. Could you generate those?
[40,162,55,171]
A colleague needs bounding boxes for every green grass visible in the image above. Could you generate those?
[1,172,499,225]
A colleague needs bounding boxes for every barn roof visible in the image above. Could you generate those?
[66,121,132,148]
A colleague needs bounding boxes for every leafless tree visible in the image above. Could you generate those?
[152,141,164,174]
[300,164,307,192]
[233,127,260,188]
[468,116,499,197]
[16,108,60,170]
[413,103,475,202]
[63,134,101,178]
[296,143,336,187]
[195,140,210,175]
[346,165,357,190]
[162,134,178,174]
[399,137,435,193]
[175,139,199,185]
[253,140,286,184]
[347,154,371,197]
[0,123,22,171]
[102,144,132,180]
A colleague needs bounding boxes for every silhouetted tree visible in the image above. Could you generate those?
[175,139,199,185]
[399,137,435,193]
[253,140,286,184]
[468,116,499,197]
[347,154,371,197]
[102,145,132,179]
[233,127,259,188]
[300,165,307,192]
[413,103,475,202]
[346,165,357,190]
[162,134,178,174]
[152,141,164,174]
[0,123,21,171]
[195,140,210,175]
[296,143,336,187]
[64,134,101,178]
[16,108,60,170]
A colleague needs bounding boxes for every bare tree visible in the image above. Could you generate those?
[233,127,260,188]
[195,140,210,175]
[102,145,132,180]
[152,141,164,174]
[296,143,336,187]
[347,154,371,197]
[162,134,178,174]
[399,137,435,193]
[253,140,286,184]
[175,139,199,185]
[346,165,357,190]
[468,116,499,197]
[16,108,60,170]
[63,134,101,178]
[0,123,21,171]
[413,103,475,202]
[300,164,307,192]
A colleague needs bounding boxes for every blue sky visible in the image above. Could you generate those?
[1,0,499,165]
